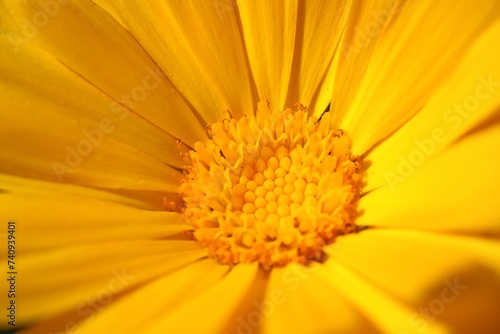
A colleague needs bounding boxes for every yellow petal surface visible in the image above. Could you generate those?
[359,121,500,231]
[93,0,254,120]
[0,174,189,253]
[317,258,449,334]
[0,36,186,191]
[330,0,405,122]
[261,263,376,334]
[327,229,500,302]
[335,0,500,154]
[0,0,205,146]
[143,263,259,333]
[327,229,500,334]
[0,240,205,325]
[238,0,298,110]
[311,51,337,119]
[74,260,228,334]
[366,21,500,191]
[285,0,351,113]
[220,269,271,334]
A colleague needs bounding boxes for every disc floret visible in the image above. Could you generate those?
[180,102,363,269]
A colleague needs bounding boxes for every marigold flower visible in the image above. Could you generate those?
[1,1,499,333]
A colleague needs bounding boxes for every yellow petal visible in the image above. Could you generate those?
[5,240,205,324]
[93,0,254,120]
[75,260,228,334]
[419,264,500,334]
[0,0,205,146]
[317,258,449,334]
[0,37,185,192]
[0,174,188,253]
[327,229,500,302]
[143,263,259,333]
[327,229,500,334]
[262,263,376,334]
[334,0,500,154]
[10,310,85,333]
[359,122,500,231]
[222,268,270,334]
[366,21,500,191]
[330,0,403,122]
[285,0,351,112]
[238,0,298,110]
[311,52,337,119]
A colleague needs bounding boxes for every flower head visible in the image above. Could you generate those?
[180,102,363,269]
[1,0,500,333]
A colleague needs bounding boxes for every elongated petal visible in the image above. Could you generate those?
[143,264,259,333]
[262,263,377,334]
[317,259,449,334]
[366,21,500,191]
[326,229,500,333]
[359,122,500,231]
[329,0,404,121]
[0,36,186,191]
[327,229,500,302]
[0,0,205,146]
[75,260,228,334]
[93,0,254,120]
[334,0,500,154]
[238,0,298,110]
[1,240,205,324]
[286,0,351,113]
[0,174,188,252]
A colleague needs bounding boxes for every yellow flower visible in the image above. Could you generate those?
[1,0,500,333]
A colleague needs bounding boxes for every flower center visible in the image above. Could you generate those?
[179,102,363,269]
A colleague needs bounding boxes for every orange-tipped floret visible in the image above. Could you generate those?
[180,102,363,270]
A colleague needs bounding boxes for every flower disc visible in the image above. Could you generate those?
[180,102,363,269]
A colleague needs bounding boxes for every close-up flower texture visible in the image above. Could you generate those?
[1,0,500,333]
